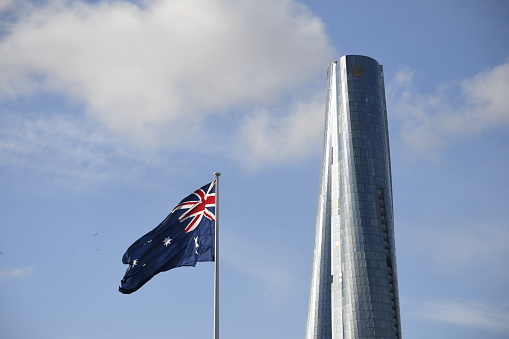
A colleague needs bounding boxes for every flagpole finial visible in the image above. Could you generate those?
[214,172,221,177]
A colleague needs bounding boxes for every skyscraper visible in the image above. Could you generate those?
[305,55,401,339]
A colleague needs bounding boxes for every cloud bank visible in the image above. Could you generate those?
[3,0,506,181]
[0,0,333,172]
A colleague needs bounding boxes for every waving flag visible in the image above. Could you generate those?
[119,181,216,294]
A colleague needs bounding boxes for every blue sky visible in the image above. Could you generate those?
[0,0,508,338]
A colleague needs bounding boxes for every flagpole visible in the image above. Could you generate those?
[213,172,221,339]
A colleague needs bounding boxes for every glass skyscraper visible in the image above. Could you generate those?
[305,55,401,339]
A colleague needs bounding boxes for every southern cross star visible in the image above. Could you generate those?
[163,237,172,246]
[133,259,138,266]
[194,236,199,254]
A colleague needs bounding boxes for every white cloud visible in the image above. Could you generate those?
[230,94,324,169]
[388,59,509,156]
[416,299,509,334]
[0,266,35,280]
[0,0,333,170]
[0,0,13,13]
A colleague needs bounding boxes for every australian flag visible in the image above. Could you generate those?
[119,181,216,294]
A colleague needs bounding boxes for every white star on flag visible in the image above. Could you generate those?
[194,236,199,254]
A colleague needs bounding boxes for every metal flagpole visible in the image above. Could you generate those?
[213,172,221,339]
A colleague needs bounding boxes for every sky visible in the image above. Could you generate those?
[0,0,508,338]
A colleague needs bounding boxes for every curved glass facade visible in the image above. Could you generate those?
[306,55,401,339]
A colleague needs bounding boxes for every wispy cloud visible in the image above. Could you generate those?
[0,0,333,172]
[416,299,509,334]
[0,266,35,280]
[388,59,509,157]
[0,112,161,187]
[222,232,299,301]
[403,222,509,270]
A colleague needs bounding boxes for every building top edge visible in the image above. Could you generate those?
[334,55,380,65]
